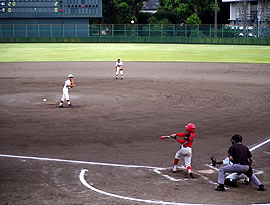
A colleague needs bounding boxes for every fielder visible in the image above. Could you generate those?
[115,58,124,79]
[216,134,264,191]
[59,74,75,108]
[165,123,196,177]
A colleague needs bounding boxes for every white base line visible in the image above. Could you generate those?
[249,138,270,152]
[0,154,161,169]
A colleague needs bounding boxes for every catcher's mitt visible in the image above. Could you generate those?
[211,157,217,167]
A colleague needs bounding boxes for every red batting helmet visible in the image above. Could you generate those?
[185,123,196,133]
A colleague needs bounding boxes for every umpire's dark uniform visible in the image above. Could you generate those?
[216,134,264,191]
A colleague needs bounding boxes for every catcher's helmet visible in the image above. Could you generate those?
[231,134,243,143]
[185,123,196,133]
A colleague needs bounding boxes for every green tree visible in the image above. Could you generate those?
[186,13,201,24]
[159,0,192,23]
[159,0,220,24]
[102,0,145,24]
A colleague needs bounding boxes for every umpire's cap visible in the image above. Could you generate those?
[231,134,243,143]
[68,74,73,78]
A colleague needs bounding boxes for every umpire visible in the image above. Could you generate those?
[216,134,264,191]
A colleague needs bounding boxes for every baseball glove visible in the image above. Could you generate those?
[211,157,217,167]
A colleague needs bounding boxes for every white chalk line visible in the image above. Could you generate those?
[0,153,212,183]
[80,169,202,205]
[0,154,161,169]
[153,166,189,182]
[152,166,218,186]
[249,138,270,152]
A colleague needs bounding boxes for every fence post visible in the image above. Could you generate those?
[125,24,126,37]
[210,25,211,38]
[51,24,52,37]
[13,24,15,37]
[25,24,27,37]
[173,24,175,37]
[222,25,223,38]
[0,24,2,38]
[161,24,162,37]
[185,24,187,37]
[112,24,114,37]
[63,24,65,37]
[197,24,199,38]
[149,24,150,37]
[75,24,77,37]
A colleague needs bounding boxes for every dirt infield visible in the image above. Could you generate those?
[0,62,269,204]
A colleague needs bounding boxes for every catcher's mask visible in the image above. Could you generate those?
[185,123,196,133]
[231,134,243,144]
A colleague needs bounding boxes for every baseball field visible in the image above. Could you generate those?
[0,43,269,204]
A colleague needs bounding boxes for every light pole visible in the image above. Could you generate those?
[214,0,217,38]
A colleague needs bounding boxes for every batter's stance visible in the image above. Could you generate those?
[59,74,75,108]
[216,134,264,191]
[169,123,196,177]
[115,58,124,79]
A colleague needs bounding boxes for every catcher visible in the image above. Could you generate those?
[211,156,250,187]
[115,58,124,79]
[59,74,75,108]
[215,134,264,191]
[162,123,196,177]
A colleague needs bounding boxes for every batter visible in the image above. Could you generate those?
[169,123,196,177]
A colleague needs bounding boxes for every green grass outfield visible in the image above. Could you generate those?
[0,43,269,63]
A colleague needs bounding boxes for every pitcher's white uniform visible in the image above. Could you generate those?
[61,79,72,102]
[115,58,124,79]
[59,74,74,108]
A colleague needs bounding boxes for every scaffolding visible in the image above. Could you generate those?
[256,0,270,37]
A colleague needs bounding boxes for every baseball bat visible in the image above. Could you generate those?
[160,136,171,140]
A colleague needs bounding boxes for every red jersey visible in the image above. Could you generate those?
[175,132,195,148]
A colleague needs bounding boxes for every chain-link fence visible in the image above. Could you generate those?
[1,24,269,39]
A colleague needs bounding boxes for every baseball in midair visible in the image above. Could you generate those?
[43,98,47,102]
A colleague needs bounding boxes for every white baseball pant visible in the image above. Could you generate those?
[116,67,123,77]
[61,88,70,101]
[175,147,192,168]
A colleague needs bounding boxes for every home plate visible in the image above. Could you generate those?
[197,169,215,174]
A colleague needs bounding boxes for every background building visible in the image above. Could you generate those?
[141,0,159,13]
[222,0,270,25]
[223,0,270,37]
